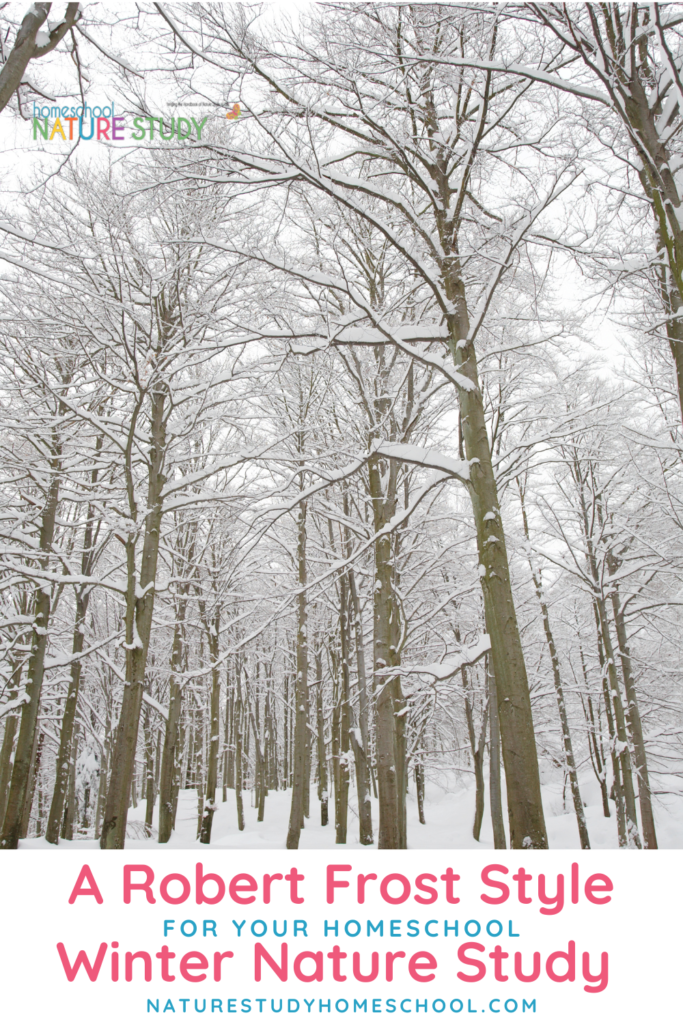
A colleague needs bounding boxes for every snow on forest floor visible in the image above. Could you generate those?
[21,773,683,849]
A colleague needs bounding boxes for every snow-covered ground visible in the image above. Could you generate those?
[21,773,683,849]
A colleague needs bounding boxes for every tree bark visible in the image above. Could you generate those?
[234,671,245,831]
[462,663,488,842]
[21,730,44,838]
[578,645,611,819]
[1,465,61,849]
[0,3,81,115]
[518,485,590,849]
[100,386,167,849]
[488,660,507,850]
[286,498,309,849]
[369,449,405,849]
[607,567,657,849]
[46,590,88,844]
[0,657,23,827]
[315,661,328,826]
[335,573,351,845]
[199,610,221,844]
[61,723,79,841]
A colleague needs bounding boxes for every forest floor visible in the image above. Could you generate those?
[21,772,683,848]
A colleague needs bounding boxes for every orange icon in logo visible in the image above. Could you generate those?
[226,104,241,119]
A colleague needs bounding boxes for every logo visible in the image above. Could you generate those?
[31,101,241,143]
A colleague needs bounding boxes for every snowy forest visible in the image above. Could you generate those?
[0,2,682,853]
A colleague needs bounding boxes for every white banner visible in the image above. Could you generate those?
[1,850,678,1022]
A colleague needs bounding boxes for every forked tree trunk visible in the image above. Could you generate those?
[578,646,611,819]
[100,387,167,849]
[594,614,627,844]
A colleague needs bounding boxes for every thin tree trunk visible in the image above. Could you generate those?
[594,612,627,844]
[518,485,590,849]
[595,595,641,848]
[286,497,308,849]
[315,658,328,826]
[234,675,245,831]
[336,573,351,845]
[144,708,155,835]
[607,566,657,849]
[488,660,507,850]
[199,610,221,844]
[250,709,267,822]
[370,452,405,849]
[348,565,375,803]
[61,723,79,841]
[463,664,488,842]
[415,763,426,825]
[95,709,111,839]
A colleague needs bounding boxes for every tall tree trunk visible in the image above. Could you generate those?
[199,611,221,844]
[21,730,44,838]
[46,589,89,844]
[336,574,352,845]
[0,657,23,827]
[95,708,111,839]
[595,595,641,848]
[315,657,329,826]
[443,292,547,848]
[594,613,627,844]
[348,565,374,803]
[462,663,488,842]
[518,485,590,849]
[369,453,405,849]
[607,563,657,849]
[158,598,188,843]
[100,387,167,849]
[61,723,79,840]
[1,465,61,849]
[578,644,611,819]
[144,708,155,836]
[286,498,308,849]
[234,672,245,831]
[250,709,267,823]
[488,660,507,850]
[414,763,426,825]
